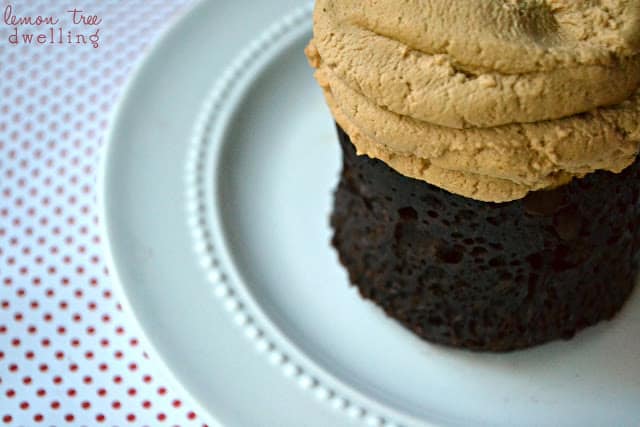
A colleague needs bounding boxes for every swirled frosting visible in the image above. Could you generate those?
[306,0,640,202]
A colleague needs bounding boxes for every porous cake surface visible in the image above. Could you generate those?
[331,125,640,351]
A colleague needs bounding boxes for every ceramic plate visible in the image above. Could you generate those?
[100,1,640,426]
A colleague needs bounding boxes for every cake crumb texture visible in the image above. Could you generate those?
[332,125,640,351]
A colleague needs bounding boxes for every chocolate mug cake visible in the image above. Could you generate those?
[306,0,640,351]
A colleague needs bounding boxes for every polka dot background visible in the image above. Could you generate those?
[0,1,214,425]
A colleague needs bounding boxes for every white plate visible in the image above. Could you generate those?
[100,1,640,426]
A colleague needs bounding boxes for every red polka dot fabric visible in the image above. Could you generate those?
[0,1,211,425]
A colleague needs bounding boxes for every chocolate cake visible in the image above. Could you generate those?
[332,124,640,351]
[306,0,640,351]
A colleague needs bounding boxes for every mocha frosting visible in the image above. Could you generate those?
[306,0,640,202]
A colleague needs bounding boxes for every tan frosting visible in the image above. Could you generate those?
[306,0,640,202]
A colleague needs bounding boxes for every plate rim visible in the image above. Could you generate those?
[98,1,224,426]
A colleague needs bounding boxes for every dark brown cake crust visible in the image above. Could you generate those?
[331,124,640,351]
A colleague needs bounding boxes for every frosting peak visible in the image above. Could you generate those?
[307,0,640,202]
